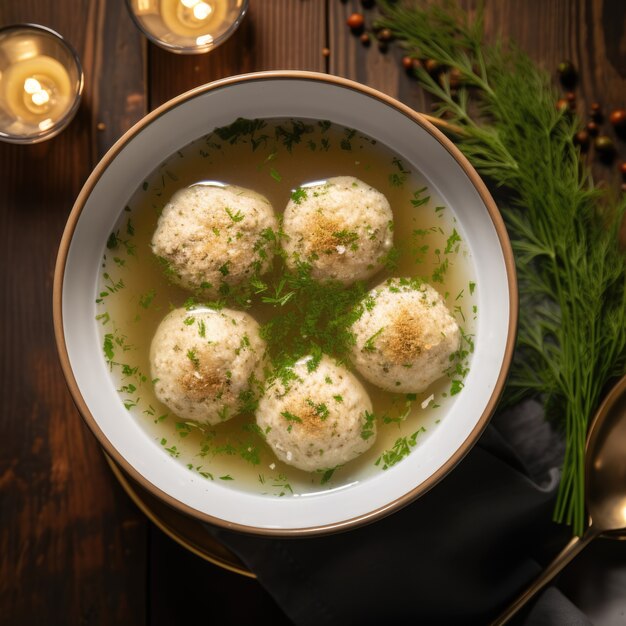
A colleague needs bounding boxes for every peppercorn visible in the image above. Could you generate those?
[556,98,569,112]
[557,60,578,89]
[573,130,590,153]
[609,108,626,129]
[359,32,371,46]
[586,121,599,136]
[376,28,394,42]
[425,59,441,75]
[347,13,365,32]
[449,67,462,88]
[401,55,413,70]
[595,135,616,163]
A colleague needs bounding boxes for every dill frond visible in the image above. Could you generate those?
[378,0,626,535]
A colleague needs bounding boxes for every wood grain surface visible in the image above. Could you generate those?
[1,1,625,625]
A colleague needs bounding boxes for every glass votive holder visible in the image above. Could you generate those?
[126,0,249,54]
[0,24,84,144]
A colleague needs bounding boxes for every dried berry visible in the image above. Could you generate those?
[595,135,616,163]
[376,28,394,42]
[449,67,462,88]
[425,59,442,75]
[573,130,590,153]
[347,13,365,32]
[401,55,413,70]
[556,98,569,112]
[359,32,371,46]
[609,108,626,129]
[586,121,599,136]
[557,60,578,89]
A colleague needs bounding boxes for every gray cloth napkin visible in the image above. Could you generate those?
[205,400,591,625]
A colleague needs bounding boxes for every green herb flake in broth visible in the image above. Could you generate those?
[444,228,462,254]
[103,334,115,362]
[389,172,407,187]
[450,380,465,395]
[291,187,308,204]
[375,427,426,470]
[360,410,376,441]
[96,312,110,325]
[275,119,314,152]
[319,467,339,485]
[139,289,156,309]
[410,187,430,208]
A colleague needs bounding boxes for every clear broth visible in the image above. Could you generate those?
[97,118,477,496]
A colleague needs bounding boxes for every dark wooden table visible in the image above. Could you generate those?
[1,1,625,624]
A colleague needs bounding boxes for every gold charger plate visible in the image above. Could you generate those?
[104,453,254,578]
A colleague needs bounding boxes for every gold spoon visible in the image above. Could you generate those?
[492,373,626,625]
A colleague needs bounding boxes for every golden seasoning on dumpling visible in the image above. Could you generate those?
[351,278,460,393]
[150,307,266,425]
[255,355,376,472]
[282,176,394,284]
[151,183,278,297]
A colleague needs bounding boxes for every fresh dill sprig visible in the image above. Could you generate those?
[378,0,626,536]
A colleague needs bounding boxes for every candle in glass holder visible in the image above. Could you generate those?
[127,0,248,54]
[0,25,83,144]
[161,0,228,39]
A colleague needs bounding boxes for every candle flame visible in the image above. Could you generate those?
[193,2,212,19]
[196,34,214,46]
[31,90,50,106]
[24,78,42,94]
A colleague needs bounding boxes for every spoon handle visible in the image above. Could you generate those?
[491,526,600,625]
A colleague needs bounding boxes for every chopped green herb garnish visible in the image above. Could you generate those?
[225,207,245,222]
[291,187,308,204]
[444,228,462,254]
[410,187,430,208]
[187,349,200,369]
[375,428,426,470]
[363,327,385,353]
[361,410,376,441]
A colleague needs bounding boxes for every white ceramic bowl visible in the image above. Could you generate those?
[54,71,517,536]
